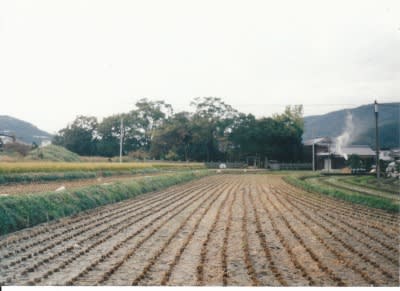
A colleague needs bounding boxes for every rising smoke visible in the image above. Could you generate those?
[335,111,354,160]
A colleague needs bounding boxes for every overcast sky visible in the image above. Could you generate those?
[1,0,399,133]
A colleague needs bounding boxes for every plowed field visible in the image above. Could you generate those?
[0,174,398,286]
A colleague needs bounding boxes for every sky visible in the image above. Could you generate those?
[0,0,399,134]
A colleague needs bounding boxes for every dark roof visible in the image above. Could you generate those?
[303,137,333,146]
[316,145,375,157]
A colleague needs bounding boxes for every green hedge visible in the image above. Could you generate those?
[0,170,211,235]
[283,175,399,213]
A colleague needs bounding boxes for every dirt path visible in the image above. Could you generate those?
[0,174,398,286]
[0,172,166,195]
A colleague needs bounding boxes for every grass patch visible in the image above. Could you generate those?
[0,170,211,236]
[283,175,399,213]
[341,175,399,194]
[26,145,82,162]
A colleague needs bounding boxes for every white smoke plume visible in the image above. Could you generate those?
[335,111,354,160]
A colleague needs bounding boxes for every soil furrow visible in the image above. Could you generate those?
[279,182,399,240]
[271,186,392,285]
[284,181,399,226]
[68,181,223,286]
[274,184,399,262]
[195,178,234,285]
[241,184,260,286]
[159,182,239,286]
[14,181,220,285]
[255,184,315,285]
[221,179,237,286]
[0,182,210,269]
[131,180,227,285]
[246,182,287,286]
[0,179,208,254]
[264,188,346,286]
[0,174,398,287]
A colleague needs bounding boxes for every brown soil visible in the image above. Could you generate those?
[0,174,398,286]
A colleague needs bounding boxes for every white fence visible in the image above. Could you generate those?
[269,163,312,170]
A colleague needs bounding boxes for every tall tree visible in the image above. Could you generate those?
[229,105,304,163]
[134,98,173,150]
[190,97,238,161]
[150,112,192,161]
[53,116,98,156]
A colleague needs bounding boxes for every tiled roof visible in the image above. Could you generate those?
[303,137,333,146]
[341,145,375,156]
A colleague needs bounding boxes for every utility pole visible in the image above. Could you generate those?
[120,117,124,163]
[312,142,315,171]
[374,100,380,180]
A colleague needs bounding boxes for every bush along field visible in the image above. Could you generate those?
[283,174,400,213]
[0,170,211,236]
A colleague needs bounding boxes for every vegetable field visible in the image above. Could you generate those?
[0,174,398,286]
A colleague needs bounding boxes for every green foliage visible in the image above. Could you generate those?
[229,105,304,163]
[26,144,81,162]
[0,170,211,235]
[284,175,399,212]
[190,97,239,162]
[53,97,305,163]
[52,116,98,156]
[345,154,362,168]
[342,175,399,194]
[150,112,192,161]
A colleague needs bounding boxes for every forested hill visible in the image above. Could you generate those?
[303,102,400,149]
[0,115,52,144]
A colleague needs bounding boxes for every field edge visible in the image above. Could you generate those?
[282,174,399,213]
[0,170,212,236]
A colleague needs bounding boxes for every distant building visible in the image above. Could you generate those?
[380,150,393,162]
[389,148,400,160]
[0,134,15,144]
[40,140,52,147]
[303,137,375,171]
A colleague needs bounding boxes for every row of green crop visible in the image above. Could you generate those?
[0,170,211,236]
[283,175,399,213]
[0,168,161,185]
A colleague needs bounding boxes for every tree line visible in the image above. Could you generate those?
[53,97,304,163]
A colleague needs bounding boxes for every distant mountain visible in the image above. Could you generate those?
[0,115,52,145]
[303,102,400,149]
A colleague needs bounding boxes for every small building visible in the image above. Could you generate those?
[380,150,393,162]
[304,137,375,171]
[0,133,16,144]
[389,148,400,160]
